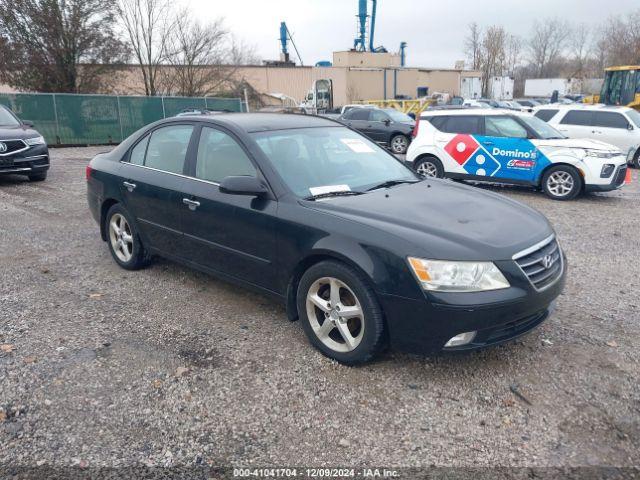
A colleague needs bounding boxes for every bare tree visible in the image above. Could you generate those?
[598,10,640,66]
[464,23,482,70]
[118,0,174,96]
[569,23,590,78]
[528,18,571,77]
[0,0,127,93]
[479,26,507,96]
[166,14,228,96]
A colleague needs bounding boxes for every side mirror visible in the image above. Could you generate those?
[628,124,634,131]
[384,119,391,126]
[22,120,34,128]
[219,176,268,196]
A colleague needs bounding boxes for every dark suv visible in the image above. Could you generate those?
[0,105,49,181]
[340,108,415,154]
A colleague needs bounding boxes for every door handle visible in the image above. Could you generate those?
[123,181,136,192]
[182,198,200,211]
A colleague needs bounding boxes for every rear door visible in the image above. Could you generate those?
[556,110,594,139]
[592,111,636,153]
[179,125,278,289]
[119,123,195,255]
[430,115,483,175]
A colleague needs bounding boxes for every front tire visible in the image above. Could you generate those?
[297,261,386,365]
[633,149,640,169]
[415,156,444,178]
[542,165,582,200]
[390,134,409,154]
[105,204,150,270]
[28,172,47,182]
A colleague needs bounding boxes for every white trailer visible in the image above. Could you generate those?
[489,76,514,100]
[524,78,586,97]
[460,76,481,99]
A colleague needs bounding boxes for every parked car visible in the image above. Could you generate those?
[533,104,640,168]
[340,107,415,154]
[515,99,542,108]
[0,104,49,181]
[175,109,228,117]
[86,114,565,364]
[406,108,627,200]
[462,99,492,108]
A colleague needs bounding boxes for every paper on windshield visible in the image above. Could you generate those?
[341,138,375,153]
[309,185,351,196]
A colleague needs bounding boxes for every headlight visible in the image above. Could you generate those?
[408,257,510,292]
[578,149,619,159]
[24,136,46,146]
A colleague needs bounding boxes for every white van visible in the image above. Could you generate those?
[532,104,640,168]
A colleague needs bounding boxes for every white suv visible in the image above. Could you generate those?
[532,104,640,168]
[406,108,628,200]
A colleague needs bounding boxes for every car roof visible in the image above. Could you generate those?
[421,108,518,117]
[533,103,634,113]
[169,113,342,133]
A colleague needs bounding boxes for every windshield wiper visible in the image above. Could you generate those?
[366,179,419,191]
[304,190,364,201]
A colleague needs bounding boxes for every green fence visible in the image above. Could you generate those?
[0,93,243,146]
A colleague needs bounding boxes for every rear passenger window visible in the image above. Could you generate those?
[129,135,149,165]
[441,116,482,134]
[560,110,593,126]
[593,112,629,129]
[534,109,559,122]
[195,127,256,183]
[145,125,194,174]
[346,109,371,121]
[426,116,448,131]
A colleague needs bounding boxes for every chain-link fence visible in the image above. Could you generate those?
[0,93,243,146]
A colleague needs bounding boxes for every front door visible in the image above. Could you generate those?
[592,111,637,154]
[119,123,195,255]
[179,125,278,290]
[478,115,540,183]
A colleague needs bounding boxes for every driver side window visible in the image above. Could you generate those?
[370,110,389,122]
[485,116,528,138]
[195,127,256,183]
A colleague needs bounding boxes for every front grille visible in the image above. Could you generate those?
[514,236,562,291]
[614,166,627,187]
[0,139,28,156]
[484,310,548,344]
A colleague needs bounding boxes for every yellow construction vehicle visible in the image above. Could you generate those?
[585,66,640,110]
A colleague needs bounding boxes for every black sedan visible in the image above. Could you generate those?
[339,108,415,154]
[87,114,565,364]
[0,105,49,181]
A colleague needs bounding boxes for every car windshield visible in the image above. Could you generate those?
[252,127,418,197]
[0,107,20,127]
[626,109,640,128]
[385,109,413,123]
[518,114,566,139]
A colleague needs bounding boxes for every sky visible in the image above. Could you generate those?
[185,0,638,68]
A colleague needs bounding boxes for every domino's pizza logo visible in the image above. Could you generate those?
[445,135,500,176]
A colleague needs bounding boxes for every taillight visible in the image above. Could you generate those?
[85,165,93,181]
[412,116,420,138]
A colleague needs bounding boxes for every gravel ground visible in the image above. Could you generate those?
[0,147,639,476]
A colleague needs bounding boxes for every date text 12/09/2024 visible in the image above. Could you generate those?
[233,468,400,478]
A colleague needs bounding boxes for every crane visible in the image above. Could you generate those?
[279,22,304,66]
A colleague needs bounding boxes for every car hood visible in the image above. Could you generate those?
[535,138,619,151]
[0,125,41,140]
[303,180,553,261]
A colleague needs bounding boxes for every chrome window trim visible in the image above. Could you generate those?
[118,161,221,186]
[0,139,29,157]
[512,234,563,292]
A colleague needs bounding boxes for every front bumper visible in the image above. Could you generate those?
[0,145,49,176]
[584,164,628,192]
[378,255,566,355]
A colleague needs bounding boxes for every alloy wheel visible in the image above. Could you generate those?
[391,136,408,154]
[305,277,365,353]
[546,171,575,197]
[417,160,438,178]
[109,213,134,263]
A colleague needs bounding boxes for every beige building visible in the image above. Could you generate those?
[1,51,481,108]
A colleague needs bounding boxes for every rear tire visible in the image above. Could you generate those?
[297,261,385,365]
[104,204,150,270]
[415,156,444,178]
[542,165,582,200]
[390,134,409,154]
[28,172,47,182]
